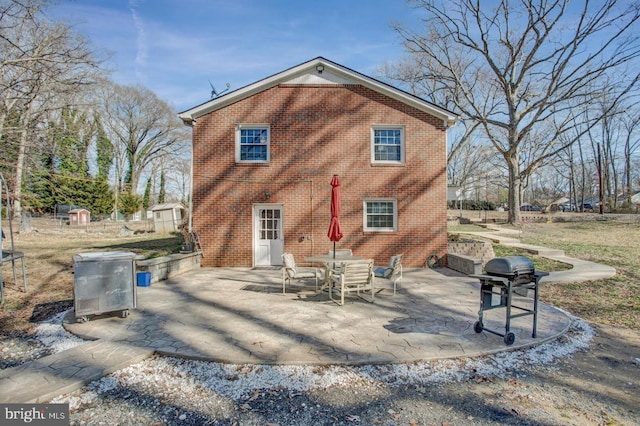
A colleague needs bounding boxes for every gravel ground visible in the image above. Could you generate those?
[2,309,639,426]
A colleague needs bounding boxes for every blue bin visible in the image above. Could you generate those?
[137,272,151,287]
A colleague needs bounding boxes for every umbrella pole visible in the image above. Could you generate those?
[332,241,336,269]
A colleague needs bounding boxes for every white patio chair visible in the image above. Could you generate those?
[281,253,320,294]
[329,259,375,306]
[326,249,354,274]
[374,254,403,294]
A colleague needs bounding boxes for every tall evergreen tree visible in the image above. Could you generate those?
[90,180,114,217]
[94,116,113,182]
[118,191,142,218]
[53,108,92,177]
[158,170,166,204]
[21,127,56,213]
[142,177,151,211]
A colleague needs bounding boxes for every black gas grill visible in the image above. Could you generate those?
[470,256,548,345]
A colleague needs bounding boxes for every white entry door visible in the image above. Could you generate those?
[253,205,284,266]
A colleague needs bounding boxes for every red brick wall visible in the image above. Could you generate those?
[192,84,448,267]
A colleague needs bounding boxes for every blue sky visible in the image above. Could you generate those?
[51,0,420,112]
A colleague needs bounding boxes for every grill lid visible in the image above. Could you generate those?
[485,256,534,277]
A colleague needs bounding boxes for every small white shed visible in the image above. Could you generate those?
[151,203,185,233]
[631,192,640,211]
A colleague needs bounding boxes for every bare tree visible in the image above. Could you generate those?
[0,0,103,215]
[100,83,190,196]
[621,106,640,206]
[583,91,623,211]
[391,0,640,223]
[380,59,490,203]
[165,156,191,205]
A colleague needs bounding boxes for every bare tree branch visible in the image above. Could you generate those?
[390,0,640,222]
[100,83,190,196]
[0,0,106,215]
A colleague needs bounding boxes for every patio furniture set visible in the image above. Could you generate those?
[281,250,403,306]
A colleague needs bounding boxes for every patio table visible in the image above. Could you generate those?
[305,255,365,291]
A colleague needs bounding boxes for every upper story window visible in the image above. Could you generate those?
[236,125,270,163]
[372,126,404,164]
[364,199,397,232]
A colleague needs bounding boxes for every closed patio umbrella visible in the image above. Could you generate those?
[327,175,343,258]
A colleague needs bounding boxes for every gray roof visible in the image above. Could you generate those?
[151,203,184,211]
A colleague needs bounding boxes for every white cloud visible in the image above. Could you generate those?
[48,0,411,112]
[128,1,148,80]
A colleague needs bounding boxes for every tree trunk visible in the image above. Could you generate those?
[13,107,33,218]
[507,152,521,224]
[0,111,6,142]
[578,142,587,211]
[626,143,632,206]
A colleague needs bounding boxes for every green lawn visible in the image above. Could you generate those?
[519,221,639,330]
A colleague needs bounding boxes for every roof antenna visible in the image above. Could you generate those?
[209,81,230,99]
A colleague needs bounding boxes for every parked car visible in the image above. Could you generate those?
[580,203,593,212]
[560,203,576,212]
[520,204,541,212]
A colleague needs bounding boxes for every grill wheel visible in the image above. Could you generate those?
[504,332,515,345]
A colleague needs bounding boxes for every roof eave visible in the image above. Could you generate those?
[178,57,458,127]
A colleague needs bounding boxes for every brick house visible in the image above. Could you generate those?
[178,57,456,268]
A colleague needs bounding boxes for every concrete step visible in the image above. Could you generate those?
[0,340,153,403]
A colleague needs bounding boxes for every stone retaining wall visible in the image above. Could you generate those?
[447,253,483,275]
[446,241,495,275]
[447,241,495,264]
[136,251,202,283]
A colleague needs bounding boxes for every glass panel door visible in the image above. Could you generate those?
[254,205,284,266]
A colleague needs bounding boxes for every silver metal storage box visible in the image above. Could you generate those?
[73,251,137,321]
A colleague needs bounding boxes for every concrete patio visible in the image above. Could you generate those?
[63,266,571,365]
[1,224,617,403]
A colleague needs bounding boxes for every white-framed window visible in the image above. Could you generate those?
[371,126,404,164]
[364,199,397,231]
[236,124,270,163]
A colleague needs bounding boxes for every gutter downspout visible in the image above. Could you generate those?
[179,115,195,232]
